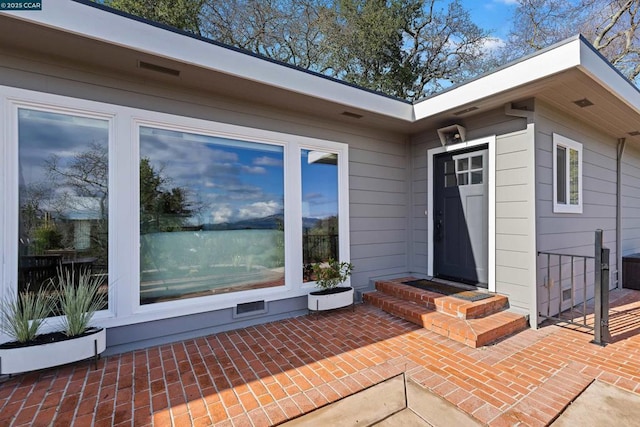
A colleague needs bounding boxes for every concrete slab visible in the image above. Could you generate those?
[551,380,640,426]
[280,374,406,426]
[281,374,483,427]
[405,379,483,427]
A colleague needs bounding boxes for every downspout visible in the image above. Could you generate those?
[616,138,626,289]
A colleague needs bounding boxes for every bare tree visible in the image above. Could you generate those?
[102,0,494,100]
[500,0,640,84]
[583,0,640,81]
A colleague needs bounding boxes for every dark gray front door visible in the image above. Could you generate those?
[433,148,488,287]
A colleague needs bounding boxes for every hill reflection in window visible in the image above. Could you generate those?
[139,126,284,304]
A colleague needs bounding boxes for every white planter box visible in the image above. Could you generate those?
[0,328,106,375]
[308,287,354,311]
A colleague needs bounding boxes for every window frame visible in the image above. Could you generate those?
[2,94,118,335]
[552,133,583,214]
[130,117,350,316]
[136,121,288,306]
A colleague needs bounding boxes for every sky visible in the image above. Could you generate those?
[459,0,519,40]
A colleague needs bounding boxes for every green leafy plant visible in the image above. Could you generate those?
[33,223,63,254]
[312,259,354,291]
[51,268,106,337]
[0,287,53,343]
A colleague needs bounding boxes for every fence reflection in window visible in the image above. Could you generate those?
[17,108,109,306]
[301,150,339,282]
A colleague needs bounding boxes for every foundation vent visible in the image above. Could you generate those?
[234,300,267,317]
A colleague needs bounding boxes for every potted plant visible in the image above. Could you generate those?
[308,259,354,312]
[0,268,107,375]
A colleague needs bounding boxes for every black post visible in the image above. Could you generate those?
[594,230,603,345]
[601,247,611,344]
[593,230,611,345]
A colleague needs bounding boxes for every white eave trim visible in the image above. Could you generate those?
[413,38,584,120]
[3,4,640,125]
[578,41,640,115]
[1,1,413,121]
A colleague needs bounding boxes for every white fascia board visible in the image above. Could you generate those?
[578,41,640,115]
[413,38,584,120]
[2,1,413,121]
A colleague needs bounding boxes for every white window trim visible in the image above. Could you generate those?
[2,93,118,337]
[552,133,583,214]
[0,86,350,330]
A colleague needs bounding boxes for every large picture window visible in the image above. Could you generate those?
[553,133,582,214]
[17,108,109,305]
[2,87,349,327]
[139,126,285,304]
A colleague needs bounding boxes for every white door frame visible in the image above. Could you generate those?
[427,135,496,292]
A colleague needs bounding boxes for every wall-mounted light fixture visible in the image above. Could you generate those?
[437,124,466,147]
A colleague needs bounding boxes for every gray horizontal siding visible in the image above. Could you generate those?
[348,131,409,286]
[535,101,618,319]
[0,51,410,352]
[495,127,536,317]
[621,144,640,258]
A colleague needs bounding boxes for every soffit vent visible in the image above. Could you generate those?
[138,61,181,77]
[573,98,593,108]
[453,106,479,116]
[341,111,363,119]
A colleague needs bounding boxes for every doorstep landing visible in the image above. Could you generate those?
[363,278,528,348]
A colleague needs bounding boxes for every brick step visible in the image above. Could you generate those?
[375,279,509,319]
[363,286,528,348]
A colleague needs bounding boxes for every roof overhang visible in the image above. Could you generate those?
[1,1,640,141]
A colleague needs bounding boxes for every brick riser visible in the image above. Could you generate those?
[363,279,528,348]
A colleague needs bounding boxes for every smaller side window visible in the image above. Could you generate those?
[553,133,582,214]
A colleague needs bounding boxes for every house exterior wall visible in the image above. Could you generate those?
[534,100,618,322]
[0,49,409,353]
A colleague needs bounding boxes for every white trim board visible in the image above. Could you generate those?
[427,136,496,292]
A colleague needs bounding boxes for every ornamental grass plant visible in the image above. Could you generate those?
[0,286,52,343]
[52,267,106,337]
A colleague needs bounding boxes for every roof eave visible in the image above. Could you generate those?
[0,0,414,121]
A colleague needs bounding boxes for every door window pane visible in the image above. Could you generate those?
[472,156,483,169]
[457,158,468,171]
[471,171,483,184]
[139,127,285,304]
[302,150,339,282]
[18,109,109,306]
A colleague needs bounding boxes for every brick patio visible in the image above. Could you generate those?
[1,289,639,427]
